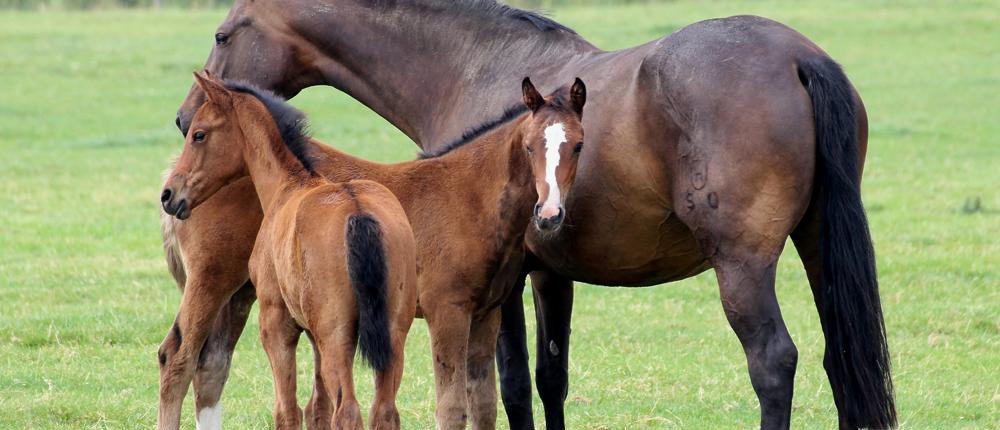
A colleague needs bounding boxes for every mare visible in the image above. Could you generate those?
[171,1,895,429]
[161,72,418,430]
[157,76,589,430]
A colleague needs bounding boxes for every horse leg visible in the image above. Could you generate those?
[368,325,407,430]
[305,332,334,430]
[424,302,472,430]
[258,293,304,430]
[530,270,573,430]
[711,242,796,430]
[467,310,502,430]
[157,271,244,430]
[496,273,535,430]
[190,280,255,430]
[792,202,890,430]
[314,327,362,430]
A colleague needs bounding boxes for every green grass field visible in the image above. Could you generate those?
[1,1,998,428]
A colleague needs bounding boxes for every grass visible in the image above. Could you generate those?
[0,1,998,428]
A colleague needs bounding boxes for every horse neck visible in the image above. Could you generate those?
[309,118,536,225]
[282,0,601,148]
[234,107,318,213]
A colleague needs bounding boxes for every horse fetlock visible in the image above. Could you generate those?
[369,402,400,430]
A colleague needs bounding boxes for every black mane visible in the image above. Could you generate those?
[378,0,575,34]
[477,1,575,34]
[419,85,577,159]
[224,82,316,175]
[418,103,528,159]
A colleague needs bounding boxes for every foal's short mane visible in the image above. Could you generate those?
[419,86,576,159]
[224,82,316,175]
[419,103,528,159]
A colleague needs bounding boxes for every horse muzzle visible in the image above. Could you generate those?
[161,188,191,220]
[534,203,565,233]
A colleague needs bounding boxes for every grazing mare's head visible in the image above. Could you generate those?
[520,77,587,233]
[162,72,313,220]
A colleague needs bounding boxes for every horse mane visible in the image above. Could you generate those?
[419,103,528,159]
[224,82,316,175]
[471,0,575,34]
[419,85,575,159]
[376,0,575,35]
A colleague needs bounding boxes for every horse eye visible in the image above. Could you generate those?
[193,131,206,142]
[573,142,583,153]
[525,146,534,154]
[215,33,229,45]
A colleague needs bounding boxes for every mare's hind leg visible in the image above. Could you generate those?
[790,204,853,429]
[710,243,797,429]
[191,281,255,430]
[672,138,811,429]
[258,292,304,430]
[467,310,502,430]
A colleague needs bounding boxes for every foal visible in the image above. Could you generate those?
[162,72,418,430]
[157,75,587,430]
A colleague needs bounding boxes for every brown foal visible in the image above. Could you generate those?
[161,73,418,430]
[157,76,587,430]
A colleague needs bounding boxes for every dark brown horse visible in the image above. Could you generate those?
[159,75,588,430]
[171,1,894,429]
[162,72,419,430]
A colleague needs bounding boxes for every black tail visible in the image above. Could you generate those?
[799,57,896,429]
[345,214,393,372]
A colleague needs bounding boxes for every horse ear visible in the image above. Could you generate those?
[570,77,586,116]
[193,70,229,104]
[522,77,544,112]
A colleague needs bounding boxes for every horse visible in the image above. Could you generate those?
[157,75,589,430]
[160,72,418,430]
[171,1,895,429]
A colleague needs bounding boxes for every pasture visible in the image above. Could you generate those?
[0,0,997,428]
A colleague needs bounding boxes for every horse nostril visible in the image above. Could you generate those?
[175,114,182,132]
[534,204,543,218]
[161,188,172,204]
[554,207,565,223]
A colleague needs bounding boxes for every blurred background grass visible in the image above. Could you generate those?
[0,0,998,428]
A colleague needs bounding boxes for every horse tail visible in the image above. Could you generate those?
[345,213,393,372]
[798,56,896,429]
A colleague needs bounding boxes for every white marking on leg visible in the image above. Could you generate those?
[541,123,566,217]
[196,403,222,430]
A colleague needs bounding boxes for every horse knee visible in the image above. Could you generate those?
[535,357,568,404]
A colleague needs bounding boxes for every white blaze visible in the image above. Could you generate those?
[541,123,566,215]
[196,403,222,430]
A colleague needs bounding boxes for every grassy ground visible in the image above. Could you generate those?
[0,1,997,428]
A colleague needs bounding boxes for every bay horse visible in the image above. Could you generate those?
[157,75,589,430]
[170,1,895,429]
[161,72,418,430]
